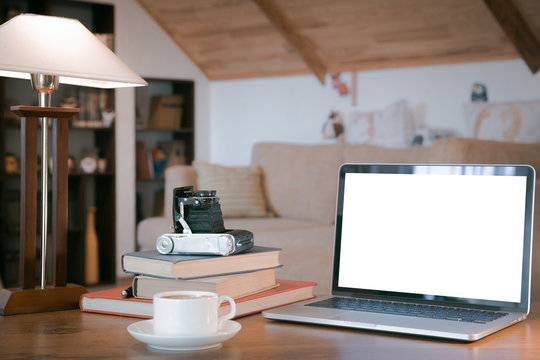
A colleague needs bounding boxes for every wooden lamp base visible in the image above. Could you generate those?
[1,106,87,316]
[0,284,87,315]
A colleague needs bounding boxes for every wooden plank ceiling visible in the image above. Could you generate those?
[136,0,540,82]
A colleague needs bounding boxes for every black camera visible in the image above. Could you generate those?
[173,186,226,234]
[165,186,255,256]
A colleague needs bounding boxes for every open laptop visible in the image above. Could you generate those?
[263,164,535,341]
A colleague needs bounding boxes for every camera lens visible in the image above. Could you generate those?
[194,190,216,197]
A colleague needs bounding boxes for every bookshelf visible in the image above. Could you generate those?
[0,0,116,287]
[135,78,195,224]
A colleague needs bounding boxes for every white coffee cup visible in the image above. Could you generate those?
[153,291,236,337]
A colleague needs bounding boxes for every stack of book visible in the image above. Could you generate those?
[80,246,316,319]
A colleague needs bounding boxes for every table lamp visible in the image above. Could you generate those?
[0,14,147,315]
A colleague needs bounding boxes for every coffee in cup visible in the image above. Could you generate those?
[153,290,236,337]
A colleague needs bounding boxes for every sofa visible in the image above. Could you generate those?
[137,137,540,299]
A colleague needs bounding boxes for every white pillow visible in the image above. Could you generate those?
[463,99,540,143]
[192,161,269,218]
[344,100,415,148]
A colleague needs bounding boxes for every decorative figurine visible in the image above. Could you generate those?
[471,83,488,102]
[4,153,19,174]
[322,111,345,139]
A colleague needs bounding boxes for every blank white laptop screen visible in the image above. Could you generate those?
[338,169,527,304]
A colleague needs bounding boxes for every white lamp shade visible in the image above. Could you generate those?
[0,13,147,88]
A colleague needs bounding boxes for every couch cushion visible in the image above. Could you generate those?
[251,143,343,224]
[463,99,540,143]
[192,161,268,218]
[429,137,540,170]
[344,100,415,148]
[343,143,433,163]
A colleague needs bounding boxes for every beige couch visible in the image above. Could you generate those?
[137,137,540,299]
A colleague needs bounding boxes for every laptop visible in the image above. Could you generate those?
[263,164,535,341]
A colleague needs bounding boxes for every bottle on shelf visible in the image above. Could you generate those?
[84,206,99,285]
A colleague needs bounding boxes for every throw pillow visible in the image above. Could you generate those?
[192,161,268,218]
[463,99,540,143]
[344,100,415,148]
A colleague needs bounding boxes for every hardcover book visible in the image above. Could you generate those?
[121,246,281,279]
[133,268,277,300]
[80,279,317,319]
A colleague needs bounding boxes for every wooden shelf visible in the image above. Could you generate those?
[136,127,194,133]
[4,124,114,131]
[4,172,115,178]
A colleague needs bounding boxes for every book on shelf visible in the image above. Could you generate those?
[133,268,277,300]
[158,140,186,168]
[148,95,183,129]
[135,140,186,181]
[147,147,155,179]
[151,147,166,179]
[121,246,281,279]
[136,141,151,180]
[152,189,164,217]
[79,279,317,319]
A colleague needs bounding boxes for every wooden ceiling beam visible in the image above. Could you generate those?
[484,0,540,73]
[253,0,327,83]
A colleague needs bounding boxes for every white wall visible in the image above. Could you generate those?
[210,60,540,166]
[91,0,210,277]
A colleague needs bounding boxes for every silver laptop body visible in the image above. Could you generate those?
[264,164,535,341]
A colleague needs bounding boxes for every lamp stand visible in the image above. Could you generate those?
[0,106,86,315]
[31,73,59,290]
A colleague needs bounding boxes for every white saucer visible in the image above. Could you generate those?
[127,319,241,351]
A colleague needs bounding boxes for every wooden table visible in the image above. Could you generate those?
[1,304,539,359]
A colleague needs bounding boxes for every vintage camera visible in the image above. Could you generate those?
[159,186,254,256]
[156,230,254,256]
[173,186,226,234]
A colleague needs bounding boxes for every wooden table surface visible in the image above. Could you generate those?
[1,303,539,359]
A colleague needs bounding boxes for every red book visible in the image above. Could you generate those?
[80,279,316,319]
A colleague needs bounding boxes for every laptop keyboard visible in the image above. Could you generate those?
[306,297,508,324]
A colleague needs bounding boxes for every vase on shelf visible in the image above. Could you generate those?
[84,206,99,285]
